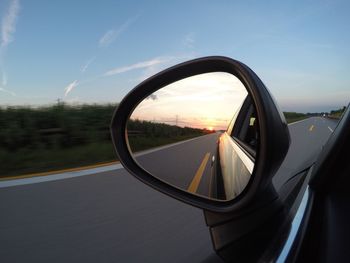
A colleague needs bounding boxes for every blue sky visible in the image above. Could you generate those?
[0,0,349,112]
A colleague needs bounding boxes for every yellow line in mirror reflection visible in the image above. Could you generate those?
[309,125,314,132]
[188,152,210,194]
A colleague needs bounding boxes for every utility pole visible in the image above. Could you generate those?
[176,115,178,126]
[56,98,63,106]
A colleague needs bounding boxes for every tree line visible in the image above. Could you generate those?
[1,103,346,177]
[0,103,117,152]
[0,103,210,176]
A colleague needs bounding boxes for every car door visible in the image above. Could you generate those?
[287,106,350,263]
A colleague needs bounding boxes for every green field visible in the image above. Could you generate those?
[0,104,209,178]
[127,119,209,152]
[0,104,116,177]
[328,106,346,119]
[0,104,345,178]
[283,112,308,124]
[0,142,116,177]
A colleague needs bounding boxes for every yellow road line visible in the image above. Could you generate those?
[188,152,210,194]
[309,125,314,132]
[0,161,120,181]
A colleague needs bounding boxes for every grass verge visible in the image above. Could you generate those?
[0,134,205,179]
[285,116,309,124]
[128,134,203,152]
[0,142,116,178]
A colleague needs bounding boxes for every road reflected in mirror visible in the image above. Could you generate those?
[127,72,258,201]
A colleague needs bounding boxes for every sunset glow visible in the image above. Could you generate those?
[130,72,248,130]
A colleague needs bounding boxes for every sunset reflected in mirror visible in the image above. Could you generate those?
[130,72,247,131]
[127,72,253,201]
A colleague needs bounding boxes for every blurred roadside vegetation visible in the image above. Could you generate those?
[0,103,117,177]
[0,103,210,178]
[283,112,308,123]
[127,119,211,152]
[328,106,346,119]
[1,103,346,178]
[284,106,347,123]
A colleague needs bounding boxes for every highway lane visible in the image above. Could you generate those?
[273,117,338,190]
[0,169,221,263]
[0,117,338,262]
[136,116,339,196]
[134,133,220,197]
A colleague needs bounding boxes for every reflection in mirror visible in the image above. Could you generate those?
[127,72,258,201]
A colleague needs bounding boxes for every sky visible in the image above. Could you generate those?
[0,0,349,112]
[131,72,248,130]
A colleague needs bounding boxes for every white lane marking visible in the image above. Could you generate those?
[133,133,217,157]
[328,126,334,132]
[288,118,309,126]
[0,163,123,188]
[0,117,330,188]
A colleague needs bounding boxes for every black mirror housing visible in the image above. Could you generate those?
[110,56,290,213]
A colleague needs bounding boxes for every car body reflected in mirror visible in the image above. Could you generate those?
[211,95,258,200]
[125,72,258,201]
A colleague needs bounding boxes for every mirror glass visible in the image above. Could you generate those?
[127,72,259,201]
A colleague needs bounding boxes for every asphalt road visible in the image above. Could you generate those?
[273,117,338,190]
[134,133,219,197]
[0,117,338,263]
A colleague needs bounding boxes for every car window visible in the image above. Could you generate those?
[228,95,258,158]
[234,105,258,150]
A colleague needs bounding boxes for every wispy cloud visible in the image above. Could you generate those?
[2,71,7,86]
[137,54,196,81]
[104,54,196,83]
[0,0,20,94]
[183,33,195,48]
[81,57,95,73]
[64,80,79,97]
[98,16,138,48]
[1,0,20,49]
[103,57,170,76]
[0,87,16,96]
[99,30,115,48]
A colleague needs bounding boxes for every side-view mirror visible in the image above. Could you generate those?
[128,72,255,202]
[110,56,291,261]
[111,56,289,210]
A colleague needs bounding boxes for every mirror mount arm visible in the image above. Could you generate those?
[204,184,287,262]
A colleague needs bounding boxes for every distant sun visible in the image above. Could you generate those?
[207,126,214,131]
